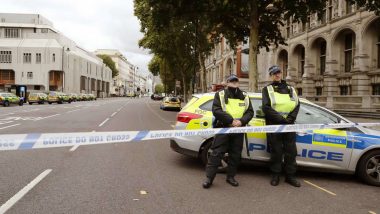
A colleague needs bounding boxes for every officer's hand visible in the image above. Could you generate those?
[232,120,242,127]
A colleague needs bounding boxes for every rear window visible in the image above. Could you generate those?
[170,97,179,102]
[182,97,199,111]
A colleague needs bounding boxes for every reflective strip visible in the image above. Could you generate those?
[218,90,227,111]
[267,85,276,106]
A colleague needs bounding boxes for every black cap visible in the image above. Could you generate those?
[268,65,281,75]
[226,74,239,83]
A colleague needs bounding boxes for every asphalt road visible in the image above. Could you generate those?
[0,98,379,214]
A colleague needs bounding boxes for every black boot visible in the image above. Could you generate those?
[226,176,239,187]
[285,176,301,187]
[270,174,280,186]
[202,177,214,189]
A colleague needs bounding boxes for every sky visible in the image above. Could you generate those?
[0,0,152,75]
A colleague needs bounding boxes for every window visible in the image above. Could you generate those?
[297,88,302,96]
[344,33,355,72]
[373,84,380,95]
[52,53,56,62]
[5,28,20,38]
[0,51,12,63]
[316,87,323,96]
[295,104,340,124]
[34,85,41,90]
[320,9,327,24]
[23,53,31,64]
[340,85,351,95]
[299,47,305,77]
[36,53,41,64]
[346,0,353,14]
[320,41,326,75]
[328,0,333,21]
[27,72,33,79]
[199,100,213,111]
[377,35,380,69]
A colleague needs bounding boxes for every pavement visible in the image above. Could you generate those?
[0,98,379,214]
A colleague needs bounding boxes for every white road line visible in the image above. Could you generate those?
[368,211,377,214]
[99,118,110,127]
[69,145,80,152]
[171,125,175,128]
[145,101,172,124]
[42,114,60,119]
[0,124,20,130]
[303,180,337,196]
[0,169,52,213]
[66,109,80,113]
[111,112,117,117]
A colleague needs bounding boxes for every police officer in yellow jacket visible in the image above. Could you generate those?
[262,65,300,187]
[203,74,254,189]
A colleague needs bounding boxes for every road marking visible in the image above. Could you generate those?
[69,145,80,152]
[171,125,175,128]
[369,211,377,214]
[67,109,80,113]
[145,101,172,124]
[99,118,110,127]
[303,180,337,196]
[111,112,117,117]
[42,114,60,119]
[0,169,52,213]
[0,123,20,130]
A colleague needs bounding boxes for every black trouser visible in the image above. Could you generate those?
[267,132,297,176]
[205,133,244,179]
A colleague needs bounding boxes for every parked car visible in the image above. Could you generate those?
[28,92,48,105]
[68,93,79,102]
[47,91,71,104]
[152,94,164,100]
[0,92,24,107]
[160,97,181,111]
[170,92,380,186]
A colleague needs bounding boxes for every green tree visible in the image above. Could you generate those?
[97,54,119,78]
[155,84,164,93]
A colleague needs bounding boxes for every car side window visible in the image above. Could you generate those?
[199,100,213,111]
[296,104,339,124]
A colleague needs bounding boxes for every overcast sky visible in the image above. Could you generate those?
[1,0,152,75]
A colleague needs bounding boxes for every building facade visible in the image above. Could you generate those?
[203,2,380,111]
[0,13,112,97]
[94,49,137,96]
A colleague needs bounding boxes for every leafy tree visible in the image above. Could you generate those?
[97,54,119,78]
[155,84,164,93]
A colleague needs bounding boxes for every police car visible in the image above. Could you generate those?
[170,93,380,186]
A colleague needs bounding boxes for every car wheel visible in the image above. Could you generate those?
[19,101,23,106]
[201,138,228,173]
[58,101,63,104]
[29,102,33,105]
[3,101,9,107]
[48,102,52,105]
[357,150,380,186]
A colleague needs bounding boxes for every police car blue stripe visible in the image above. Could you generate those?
[18,133,41,150]
[132,131,149,141]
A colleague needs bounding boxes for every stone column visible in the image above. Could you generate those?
[351,30,370,96]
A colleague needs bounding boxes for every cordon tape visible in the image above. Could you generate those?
[0,123,379,151]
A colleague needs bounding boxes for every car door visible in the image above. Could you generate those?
[295,103,353,170]
[241,98,270,161]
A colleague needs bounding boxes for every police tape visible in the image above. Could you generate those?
[0,122,379,151]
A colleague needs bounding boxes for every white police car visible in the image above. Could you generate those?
[170,93,380,186]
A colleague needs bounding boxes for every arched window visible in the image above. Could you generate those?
[344,33,355,72]
[320,41,327,75]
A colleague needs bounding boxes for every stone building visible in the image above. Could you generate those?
[203,1,380,111]
[0,13,112,98]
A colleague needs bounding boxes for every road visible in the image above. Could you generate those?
[0,98,379,214]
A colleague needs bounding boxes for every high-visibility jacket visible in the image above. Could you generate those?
[218,90,250,119]
[266,85,299,118]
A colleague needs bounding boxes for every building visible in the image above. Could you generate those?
[203,2,380,111]
[202,38,249,91]
[0,13,112,98]
[94,49,137,96]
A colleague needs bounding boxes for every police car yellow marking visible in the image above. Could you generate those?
[312,129,347,148]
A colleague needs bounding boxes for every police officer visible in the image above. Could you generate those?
[262,65,301,187]
[203,74,254,189]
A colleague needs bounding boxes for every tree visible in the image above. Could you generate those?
[97,54,119,78]
[155,84,164,93]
